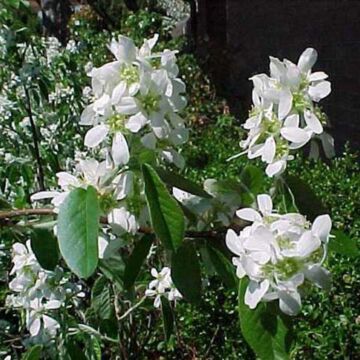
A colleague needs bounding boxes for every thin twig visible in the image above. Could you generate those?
[23,86,45,191]
[118,296,147,321]
[0,208,230,239]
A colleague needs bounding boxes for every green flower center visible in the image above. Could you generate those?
[275,258,302,279]
[120,65,139,85]
[138,92,161,115]
[107,114,127,132]
[98,192,117,214]
[292,91,309,113]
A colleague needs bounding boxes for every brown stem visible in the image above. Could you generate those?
[0,208,228,239]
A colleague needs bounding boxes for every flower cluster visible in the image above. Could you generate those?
[237,48,334,176]
[80,34,188,169]
[31,159,138,257]
[145,267,182,308]
[226,194,332,315]
[6,241,82,342]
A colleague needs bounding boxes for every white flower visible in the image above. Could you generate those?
[233,48,334,176]
[145,267,182,307]
[227,194,332,315]
[80,34,188,169]
[7,242,79,342]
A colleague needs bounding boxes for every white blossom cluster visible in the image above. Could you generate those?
[6,241,82,342]
[80,34,188,169]
[145,267,182,308]
[31,159,138,257]
[237,48,334,177]
[226,194,332,315]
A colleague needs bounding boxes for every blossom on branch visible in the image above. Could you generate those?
[226,194,332,315]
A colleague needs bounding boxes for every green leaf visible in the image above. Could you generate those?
[161,296,174,341]
[30,228,60,271]
[171,242,201,304]
[329,230,359,257]
[238,279,293,360]
[142,164,185,251]
[99,254,125,291]
[285,176,327,221]
[155,167,212,198]
[91,276,113,320]
[239,165,266,206]
[22,345,42,360]
[207,245,237,289]
[124,234,154,289]
[57,186,100,278]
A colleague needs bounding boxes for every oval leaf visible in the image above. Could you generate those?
[57,186,100,278]
[171,242,201,305]
[30,228,60,271]
[155,167,212,198]
[124,234,154,289]
[285,176,327,221]
[207,245,237,289]
[22,345,42,360]
[91,276,113,320]
[161,297,174,341]
[238,279,293,360]
[142,164,185,251]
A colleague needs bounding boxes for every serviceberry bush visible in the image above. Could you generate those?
[0,5,358,360]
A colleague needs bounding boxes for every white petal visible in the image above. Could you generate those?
[284,114,299,128]
[116,97,139,115]
[309,81,331,102]
[112,132,129,166]
[278,88,293,120]
[297,48,318,73]
[126,112,147,133]
[281,127,311,143]
[111,81,127,105]
[309,71,328,82]
[245,280,270,309]
[57,172,79,189]
[266,160,286,177]
[84,124,109,148]
[278,290,301,315]
[31,191,59,201]
[226,229,243,256]
[297,231,321,257]
[304,265,331,290]
[141,132,157,149]
[236,208,262,222]
[312,214,332,243]
[29,317,41,336]
[304,110,323,134]
[262,136,276,163]
[80,105,96,125]
[109,35,136,63]
[257,194,273,215]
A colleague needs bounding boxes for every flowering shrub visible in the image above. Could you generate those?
[0,7,358,360]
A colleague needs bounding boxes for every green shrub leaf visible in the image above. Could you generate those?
[161,297,174,341]
[142,164,185,251]
[124,234,154,289]
[57,186,100,278]
[91,276,113,320]
[285,176,327,221]
[30,228,60,271]
[155,167,212,198]
[171,242,201,305]
[207,245,237,289]
[329,229,359,257]
[238,279,293,360]
[22,345,42,360]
